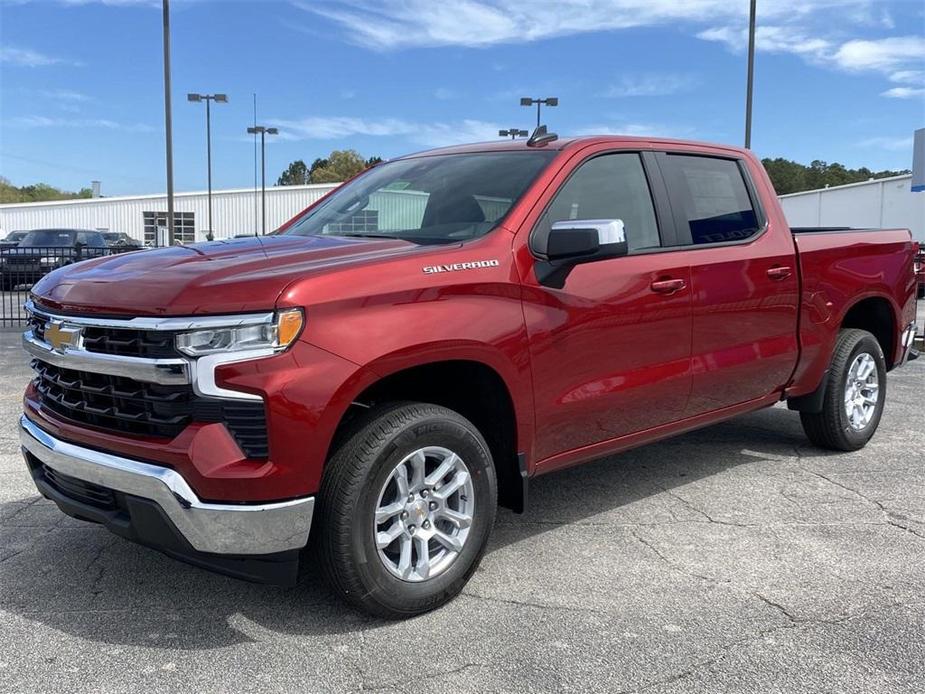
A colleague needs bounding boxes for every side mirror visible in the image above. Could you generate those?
[532,219,628,288]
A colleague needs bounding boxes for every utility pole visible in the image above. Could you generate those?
[745,0,757,149]
[161,0,175,245]
[246,125,278,235]
[187,93,228,239]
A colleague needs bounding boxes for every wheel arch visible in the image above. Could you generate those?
[327,349,532,513]
[838,294,899,369]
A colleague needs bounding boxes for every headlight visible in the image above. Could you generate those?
[175,308,304,357]
[39,257,59,266]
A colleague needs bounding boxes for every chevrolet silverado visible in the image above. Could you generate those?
[19,135,919,618]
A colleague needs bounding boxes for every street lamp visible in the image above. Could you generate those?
[246,125,278,235]
[499,128,529,139]
[520,97,558,129]
[744,0,757,149]
[161,0,175,245]
[187,93,227,239]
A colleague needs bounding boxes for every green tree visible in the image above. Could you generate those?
[760,158,909,195]
[309,150,368,183]
[276,159,310,186]
[0,176,93,203]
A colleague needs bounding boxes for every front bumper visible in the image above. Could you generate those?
[20,415,314,582]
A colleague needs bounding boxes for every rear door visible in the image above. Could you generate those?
[657,153,799,415]
[518,148,693,463]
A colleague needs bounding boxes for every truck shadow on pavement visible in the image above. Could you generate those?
[0,405,832,649]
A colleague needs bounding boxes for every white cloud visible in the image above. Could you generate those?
[37,89,91,101]
[889,70,924,84]
[300,1,919,101]
[601,73,698,97]
[859,136,914,151]
[571,122,691,138]
[697,25,832,59]
[880,87,925,99]
[0,46,70,67]
[832,36,925,72]
[8,116,155,133]
[300,0,881,50]
[434,87,458,100]
[265,115,502,147]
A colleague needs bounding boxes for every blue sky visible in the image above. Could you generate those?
[1,0,923,196]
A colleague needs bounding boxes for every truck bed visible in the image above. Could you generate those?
[788,227,917,396]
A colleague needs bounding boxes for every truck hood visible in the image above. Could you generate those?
[31,235,424,316]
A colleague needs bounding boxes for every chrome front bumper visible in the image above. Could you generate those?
[20,415,314,556]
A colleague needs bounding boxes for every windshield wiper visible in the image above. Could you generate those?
[332,233,403,240]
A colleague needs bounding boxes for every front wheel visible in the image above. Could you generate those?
[318,402,497,618]
[800,328,887,451]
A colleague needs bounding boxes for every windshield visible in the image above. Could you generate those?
[284,151,555,244]
[20,230,77,247]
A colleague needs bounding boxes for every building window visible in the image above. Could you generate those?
[143,211,196,246]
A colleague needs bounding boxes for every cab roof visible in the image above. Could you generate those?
[397,135,750,159]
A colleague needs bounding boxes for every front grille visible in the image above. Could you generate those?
[31,360,269,459]
[42,463,117,510]
[27,312,180,359]
[82,326,180,359]
[34,360,191,437]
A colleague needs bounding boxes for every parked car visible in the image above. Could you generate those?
[1,228,108,289]
[0,230,28,248]
[100,231,143,250]
[19,136,919,618]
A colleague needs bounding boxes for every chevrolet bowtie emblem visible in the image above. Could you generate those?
[45,321,81,353]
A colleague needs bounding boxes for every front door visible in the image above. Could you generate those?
[518,150,693,463]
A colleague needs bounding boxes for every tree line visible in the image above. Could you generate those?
[759,158,909,195]
[1,177,93,204]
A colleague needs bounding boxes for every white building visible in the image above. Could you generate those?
[0,183,340,245]
[779,174,924,242]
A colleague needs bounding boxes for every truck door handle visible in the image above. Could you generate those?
[650,278,687,295]
[767,266,792,280]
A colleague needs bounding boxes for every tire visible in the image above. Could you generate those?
[800,329,887,451]
[318,402,497,618]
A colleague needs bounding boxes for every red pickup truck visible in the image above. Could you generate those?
[20,135,919,618]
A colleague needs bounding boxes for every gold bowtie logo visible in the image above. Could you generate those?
[45,321,81,353]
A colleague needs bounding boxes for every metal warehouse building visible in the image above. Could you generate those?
[0,183,340,245]
[3,174,924,244]
[779,174,924,241]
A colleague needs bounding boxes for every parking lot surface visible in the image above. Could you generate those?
[1,322,923,693]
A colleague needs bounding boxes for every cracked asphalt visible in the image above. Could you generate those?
[1,316,923,693]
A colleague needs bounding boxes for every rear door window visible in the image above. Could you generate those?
[662,155,761,245]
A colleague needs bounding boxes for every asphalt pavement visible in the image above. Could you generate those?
[0,316,923,693]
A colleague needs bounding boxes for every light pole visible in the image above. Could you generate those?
[246,125,278,235]
[745,0,757,149]
[161,0,175,245]
[499,128,529,140]
[187,93,227,239]
[520,97,558,129]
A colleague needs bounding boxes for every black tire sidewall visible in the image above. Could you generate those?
[831,333,886,448]
[343,409,496,616]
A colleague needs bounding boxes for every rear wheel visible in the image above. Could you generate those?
[318,402,497,618]
[800,329,886,451]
